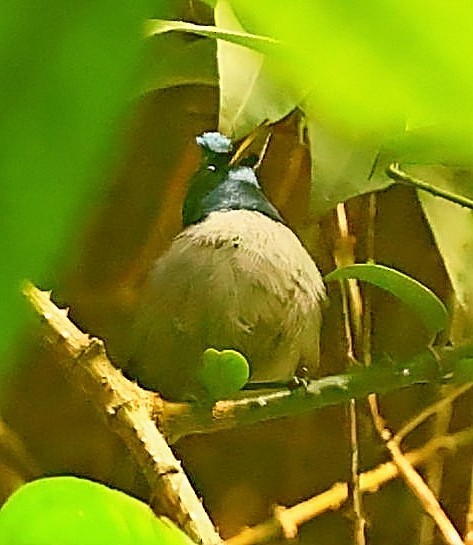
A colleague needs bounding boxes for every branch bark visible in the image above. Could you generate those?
[22,281,473,544]
[23,282,222,545]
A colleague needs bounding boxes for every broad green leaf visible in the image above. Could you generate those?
[0,1,152,379]
[384,125,473,166]
[413,165,473,339]
[229,1,473,159]
[325,263,448,335]
[0,476,195,545]
[144,15,292,139]
[306,117,393,217]
[199,348,250,400]
[215,0,296,140]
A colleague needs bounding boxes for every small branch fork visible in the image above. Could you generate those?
[370,409,466,545]
[226,427,473,545]
[23,282,473,545]
[332,192,471,545]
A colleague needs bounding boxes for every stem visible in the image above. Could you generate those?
[386,163,473,210]
[335,203,366,545]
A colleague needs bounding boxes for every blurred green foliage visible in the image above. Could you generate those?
[0,476,195,544]
[5,0,473,377]
[230,0,473,139]
[1,3,472,543]
[0,1,153,375]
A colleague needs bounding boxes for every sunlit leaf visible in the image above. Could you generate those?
[325,263,448,335]
[384,125,473,166]
[215,0,296,140]
[0,477,195,545]
[229,1,473,159]
[145,13,294,140]
[145,18,279,55]
[453,358,473,382]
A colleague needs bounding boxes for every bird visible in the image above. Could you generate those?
[129,132,326,401]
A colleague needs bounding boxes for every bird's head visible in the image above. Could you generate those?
[196,131,233,158]
[182,132,283,227]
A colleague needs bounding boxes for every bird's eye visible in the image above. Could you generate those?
[207,165,216,172]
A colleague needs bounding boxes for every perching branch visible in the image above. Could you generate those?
[157,349,468,443]
[24,283,472,446]
[22,282,222,545]
[23,281,473,544]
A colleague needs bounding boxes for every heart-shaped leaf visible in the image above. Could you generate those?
[198,348,250,400]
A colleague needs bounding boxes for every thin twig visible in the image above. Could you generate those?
[348,398,366,544]
[228,121,270,166]
[335,203,363,344]
[363,193,386,439]
[253,132,272,171]
[371,408,464,545]
[225,427,473,545]
[394,383,473,444]
[385,438,464,545]
[386,163,473,210]
[419,396,453,545]
[335,203,366,545]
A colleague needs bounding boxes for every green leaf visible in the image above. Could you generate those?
[412,165,473,338]
[144,18,279,55]
[230,1,473,142]
[306,118,394,217]
[0,476,195,545]
[198,348,250,400]
[325,263,448,335]
[144,10,298,140]
[383,126,473,166]
[0,1,152,379]
[215,0,296,140]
